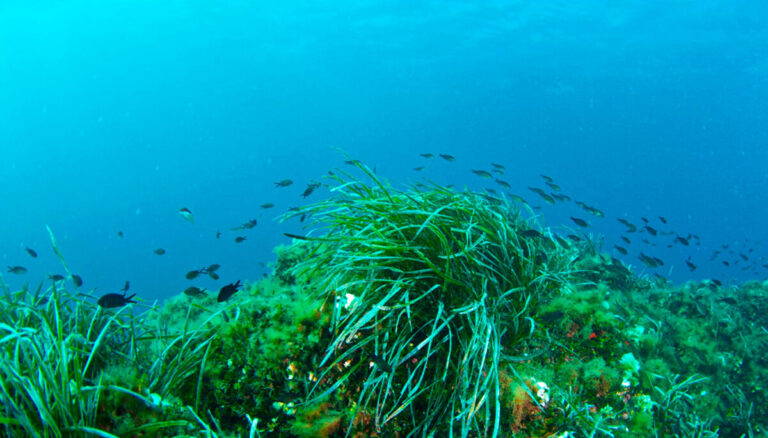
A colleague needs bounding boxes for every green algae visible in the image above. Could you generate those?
[1,182,766,437]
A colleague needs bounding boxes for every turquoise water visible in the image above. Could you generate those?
[1,0,766,301]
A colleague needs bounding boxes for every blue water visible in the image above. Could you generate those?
[1,0,766,302]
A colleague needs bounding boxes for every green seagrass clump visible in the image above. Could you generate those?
[282,165,575,436]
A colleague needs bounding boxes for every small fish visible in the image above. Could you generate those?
[722,261,730,266]
[232,219,258,230]
[551,193,571,202]
[301,182,322,198]
[179,208,194,224]
[185,270,201,280]
[25,247,37,258]
[207,264,221,272]
[274,179,293,188]
[260,203,275,209]
[659,216,667,224]
[98,292,137,308]
[216,230,222,239]
[368,353,393,373]
[641,217,649,223]
[545,181,561,191]
[491,163,505,170]
[540,174,553,183]
[494,179,511,189]
[439,154,456,162]
[234,236,247,243]
[71,274,83,287]
[413,166,425,171]
[711,279,723,286]
[122,281,130,292]
[7,266,27,274]
[48,274,65,281]
[620,236,631,244]
[570,217,589,228]
[217,280,242,303]
[419,153,434,158]
[519,229,543,238]
[527,187,555,204]
[674,235,689,246]
[117,230,124,238]
[184,286,207,297]
[283,232,310,240]
[154,248,166,255]
[471,169,493,179]
[614,245,628,255]
[209,271,220,280]
[685,258,697,272]
[644,225,658,236]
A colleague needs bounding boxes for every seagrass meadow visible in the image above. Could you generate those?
[1,168,766,437]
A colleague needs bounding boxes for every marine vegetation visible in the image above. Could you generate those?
[281,163,576,435]
[1,170,766,437]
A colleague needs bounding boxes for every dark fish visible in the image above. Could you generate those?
[207,264,220,272]
[186,270,201,280]
[208,272,220,280]
[217,280,242,303]
[494,179,511,189]
[154,248,166,255]
[620,236,631,244]
[540,174,553,183]
[72,274,83,287]
[284,232,310,240]
[570,217,589,228]
[7,266,27,274]
[519,229,543,238]
[122,281,130,292]
[576,202,604,217]
[641,217,649,223]
[260,203,275,209]
[614,245,628,255]
[471,169,493,179]
[301,182,322,198]
[234,236,247,243]
[184,286,207,298]
[685,258,697,272]
[274,179,293,187]
[300,213,307,222]
[216,230,222,239]
[491,163,505,170]
[554,236,570,248]
[739,254,749,261]
[551,193,571,202]
[545,181,561,191]
[413,166,425,171]
[644,226,658,236]
[638,253,663,268]
[439,154,456,162]
[567,234,581,241]
[617,218,637,233]
[117,230,124,238]
[711,279,722,286]
[25,247,37,258]
[674,236,689,246]
[527,187,555,204]
[232,219,258,230]
[98,292,136,308]
[368,353,393,373]
[722,261,730,266]
[419,153,434,158]
[48,274,65,281]
[659,216,667,224]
